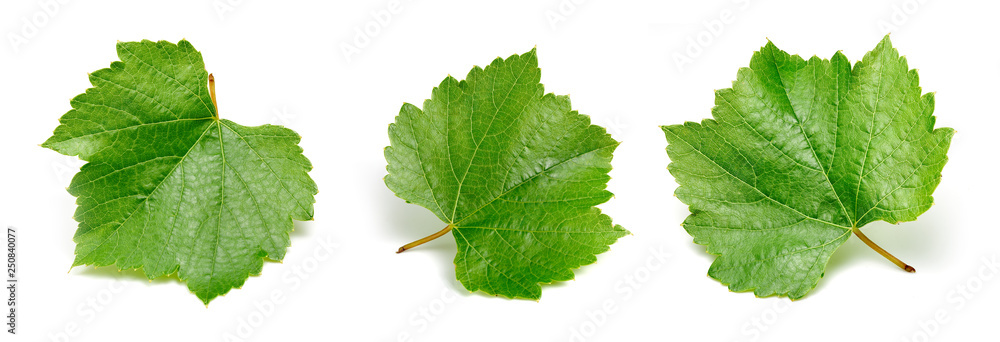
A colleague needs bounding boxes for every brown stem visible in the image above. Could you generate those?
[397,225,452,253]
[852,227,915,273]
[209,73,218,115]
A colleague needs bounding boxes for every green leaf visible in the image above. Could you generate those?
[662,35,953,299]
[385,49,628,300]
[42,40,317,304]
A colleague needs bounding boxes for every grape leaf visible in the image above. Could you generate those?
[662,35,953,299]
[42,40,317,304]
[385,49,628,300]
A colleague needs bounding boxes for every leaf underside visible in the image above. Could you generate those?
[385,49,628,300]
[662,35,953,299]
[43,40,317,304]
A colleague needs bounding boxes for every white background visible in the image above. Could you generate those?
[1,0,997,341]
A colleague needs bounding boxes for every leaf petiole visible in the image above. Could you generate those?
[209,73,219,115]
[397,225,452,253]
[851,227,915,273]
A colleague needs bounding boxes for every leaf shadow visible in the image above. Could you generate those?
[75,265,180,284]
[371,168,469,297]
[287,219,315,241]
[686,241,717,263]
[817,211,947,294]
